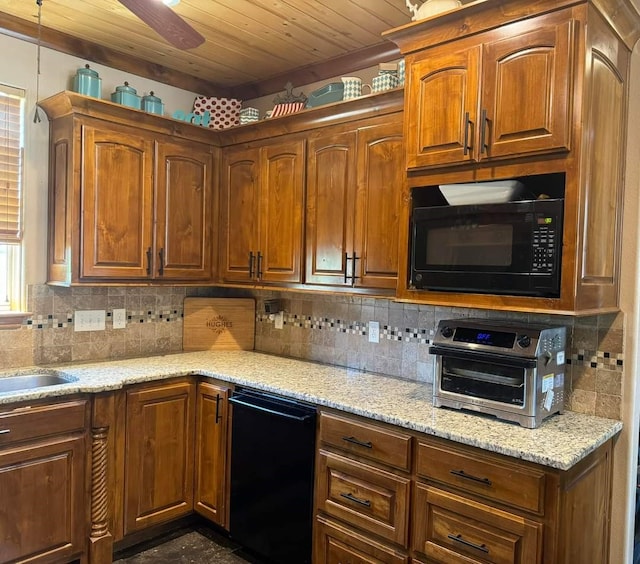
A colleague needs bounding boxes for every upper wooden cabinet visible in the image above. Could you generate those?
[405,19,574,169]
[384,0,640,314]
[219,139,305,285]
[305,115,404,291]
[39,92,216,285]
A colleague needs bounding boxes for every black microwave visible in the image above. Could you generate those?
[410,199,563,297]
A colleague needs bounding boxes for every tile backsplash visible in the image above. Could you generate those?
[0,284,625,420]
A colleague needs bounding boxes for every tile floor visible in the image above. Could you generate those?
[113,525,265,564]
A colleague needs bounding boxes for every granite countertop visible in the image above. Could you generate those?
[0,350,622,471]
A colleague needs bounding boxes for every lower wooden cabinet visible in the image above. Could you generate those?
[412,484,543,563]
[315,515,409,564]
[315,409,615,564]
[123,379,196,534]
[0,400,89,564]
[194,380,230,527]
[315,410,413,563]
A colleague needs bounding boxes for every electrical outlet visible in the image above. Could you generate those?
[112,309,127,329]
[274,311,284,330]
[74,310,106,332]
[368,321,380,343]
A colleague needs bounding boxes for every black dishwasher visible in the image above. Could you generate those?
[229,387,317,564]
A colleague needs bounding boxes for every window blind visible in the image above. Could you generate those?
[0,85,24,244]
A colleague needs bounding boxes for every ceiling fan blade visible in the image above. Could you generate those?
[118,0,205,50]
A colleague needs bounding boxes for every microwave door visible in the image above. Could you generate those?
[426,222,517,269]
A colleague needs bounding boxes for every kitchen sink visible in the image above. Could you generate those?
[0,372,77,393]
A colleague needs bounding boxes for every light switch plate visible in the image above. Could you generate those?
[75,310,106,332]
[368,321,380,343]
[274,311,284,330]
[113,309,127,329]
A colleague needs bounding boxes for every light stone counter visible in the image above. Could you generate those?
[0,350,622,471]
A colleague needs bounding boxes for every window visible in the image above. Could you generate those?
[0,84,25,316]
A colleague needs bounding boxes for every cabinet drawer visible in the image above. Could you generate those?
[316,449,410,546]
[413,484,543,563]
[0,400,88,446]
[416,441,546,514]
[319,412,411,471]
[315,515,409,564]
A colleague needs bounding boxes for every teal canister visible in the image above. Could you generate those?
[73,64,101,98]
[142,91,164,115]
[111,82,141,110]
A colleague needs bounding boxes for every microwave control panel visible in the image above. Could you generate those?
[532,223,558,273]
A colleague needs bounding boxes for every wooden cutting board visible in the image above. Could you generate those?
[183,298,256,351]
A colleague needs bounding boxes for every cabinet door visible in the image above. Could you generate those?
[0,435,86,563]
[155,140,214,280]
[354,120,404,289]
[124,380,195,534]
[259,139,305,283]
[305,130,357,286]
[405,46,481,169]
[481,20,574,159]
[194,381,230,527]
[81,125,154,279]
[219,146,260,283]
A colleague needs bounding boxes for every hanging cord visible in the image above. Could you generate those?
[33,0,43,123]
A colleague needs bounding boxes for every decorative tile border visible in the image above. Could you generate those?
[20,306,625,371]
[23,308,183,329]
[257,313,434,344]
[567,350,624,371]
[258,313,624,369]
[25,314,74,329]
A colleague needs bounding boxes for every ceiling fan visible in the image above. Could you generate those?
[118,0,205,50]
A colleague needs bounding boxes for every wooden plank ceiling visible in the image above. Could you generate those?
[0,0,413,98]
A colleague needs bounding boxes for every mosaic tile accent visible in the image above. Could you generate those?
[23,308,183,328]
[25,314,73,329]
[568,350,624,371]
[256,312,434,344]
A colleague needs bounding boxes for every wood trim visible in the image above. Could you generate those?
[0,12,228,97]
[219,88,404,146]
[229,42,401,100]
[0,12,400,100]
[0,311,30,329]
[38,91,223,146]
[383,0,640,54]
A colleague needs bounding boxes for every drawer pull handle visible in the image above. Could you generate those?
[0,429,10,435]
[450,469,492,486]
[342,436,373,449]
[448,533,489,554]
[340,492,371,508]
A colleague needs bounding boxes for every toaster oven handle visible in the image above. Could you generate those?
[428,346,537,368]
